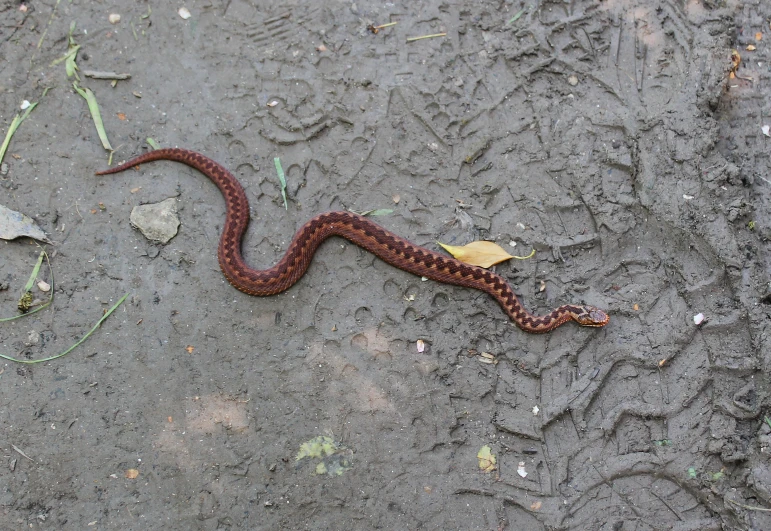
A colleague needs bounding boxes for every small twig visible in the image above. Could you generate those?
[12,444,35,462]
[726,497,771,512]
[82,70,132,80]
[374,22,397,29]
[406,33,447,42]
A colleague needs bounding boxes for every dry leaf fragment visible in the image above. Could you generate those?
[530,501,542,511]
[130,187,141,193]
[477,445,496,472]
[539,280,546,292]
[416,339,425,353]
[117,113,127,120]
[756,32,763,41]
[730,49,741,78]
[747,44,757,51]
[633,303,639,311]
[167,416,173,423]
[125,469,139,479]
[185,345,194,353]
[438,241,515,268]
[392,194,400,204]
[317,44,327,52]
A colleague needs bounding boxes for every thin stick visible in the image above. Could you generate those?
[726,498,771,513]
[406,33,447,42]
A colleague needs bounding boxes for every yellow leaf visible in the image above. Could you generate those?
[296,436,338,460]
[438,241,526,268]
[477,445,496,472]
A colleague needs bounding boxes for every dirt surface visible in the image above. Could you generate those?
[2,0,771,529]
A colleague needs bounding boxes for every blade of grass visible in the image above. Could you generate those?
[0,248,54,322]
[0,293,129,364]
[358,209,394,216]
[50,21,80,80]
[0,101,39,165]
[22,250,45,292]
[73,82,113,151]
[146,137,160,150]
[505,8,525,26]
[274,157,288,210]
[35,0,62,51]
[406,33,447,42]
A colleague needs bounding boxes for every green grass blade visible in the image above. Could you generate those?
[505,8,525,26]
[146,137,160,150]
[0,292,129,364]
[0,248,54,322]
[73,83,113,151]
[362,209,394,217]
[22,250,45,292]
[274,157,288,210]
[0,102,38,165]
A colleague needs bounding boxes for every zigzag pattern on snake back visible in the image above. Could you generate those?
[96,148,610,333]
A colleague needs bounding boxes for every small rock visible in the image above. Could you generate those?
[567,75,579,86]
[26,330,39,346]
[130,198,180,244]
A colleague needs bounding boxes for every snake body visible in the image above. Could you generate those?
[96,148,609,333]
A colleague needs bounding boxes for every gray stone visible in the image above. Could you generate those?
[129,198,180,244]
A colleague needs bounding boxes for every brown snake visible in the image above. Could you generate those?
[96,148,609,333]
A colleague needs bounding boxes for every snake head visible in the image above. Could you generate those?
[574,306,610,327]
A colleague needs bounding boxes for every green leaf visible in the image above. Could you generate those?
[361,209,394,217]
[0,102,38,165]
[23,250,46,293]
[73,82,113,151]
[505,8,525,26]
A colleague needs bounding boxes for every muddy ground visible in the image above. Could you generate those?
[1,0,771,529]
